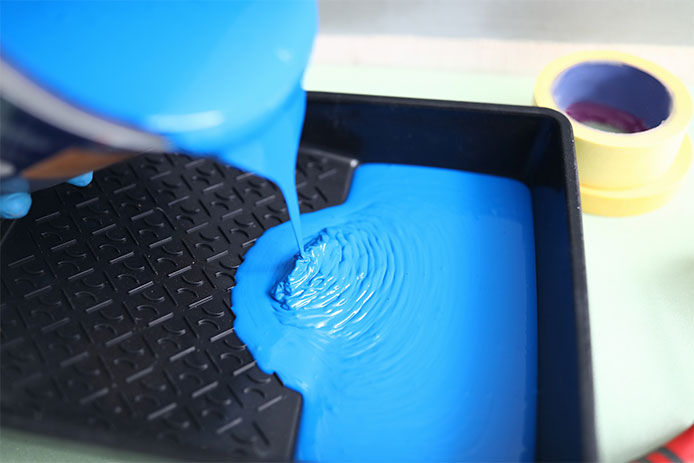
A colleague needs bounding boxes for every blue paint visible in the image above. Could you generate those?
[216,85,307,254]
[552,61,671,130]
[1,1,316,250]
[233,164,538,461]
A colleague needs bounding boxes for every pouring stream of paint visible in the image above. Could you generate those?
[213,86,308,257]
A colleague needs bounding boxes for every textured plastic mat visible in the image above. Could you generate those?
[0,150,355,460]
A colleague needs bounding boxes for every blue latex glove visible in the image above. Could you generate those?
[0,172,93,219]
[66,171,93,187]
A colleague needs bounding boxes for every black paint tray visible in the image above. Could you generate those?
[0,92,595,461]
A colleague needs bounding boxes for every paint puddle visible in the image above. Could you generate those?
[232,163,537,461]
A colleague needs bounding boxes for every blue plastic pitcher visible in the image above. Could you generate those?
[0,1,317,221]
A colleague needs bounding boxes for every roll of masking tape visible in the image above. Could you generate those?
[534,50,693,216]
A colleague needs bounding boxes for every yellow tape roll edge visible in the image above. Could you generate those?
[534,50,693,216]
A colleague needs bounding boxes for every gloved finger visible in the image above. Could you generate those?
[67,171,93,187]
[0,192,32,219]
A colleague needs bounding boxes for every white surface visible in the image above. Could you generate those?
[318,0,694,46]
[583,153,694,461]
[311,35,694,83]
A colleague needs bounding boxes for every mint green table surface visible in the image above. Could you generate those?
[2,64,692,462]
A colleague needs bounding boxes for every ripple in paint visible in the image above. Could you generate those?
[232,164,537,461]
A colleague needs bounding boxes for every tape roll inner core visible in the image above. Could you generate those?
[552,61,672,133]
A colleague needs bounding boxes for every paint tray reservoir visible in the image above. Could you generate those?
[0,93,594,461]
